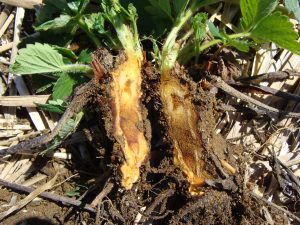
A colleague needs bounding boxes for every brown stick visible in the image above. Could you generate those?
[216,103,271,116]
[140,189,174,223]
[251,192,300,223]
[0,42,13,53]
[0,0,42,9]
[237,70,300,84]
[0,81,96,156]
[91,182,114,207]
[0,13,14,38]
[63,170,112,222]
[210,75,300,118]
[0,5,12,28]
[0,174,58,221]
[229,82,300,102]
[0,178,96,213]
[0,95,50,107]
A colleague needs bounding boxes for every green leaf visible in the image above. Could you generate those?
[240,0,278,29]
[37,99,66,114]
[36,0,69,24]
[148,37,161,62]
[55,111,83,141]
[219,30,251,52]
[83,13,102,31]
[67,0,90,14]
[251,11,300,54]
[149,0,172,20]
[146,0,173,22]
[35,14,72,31]
[208,22,225,40]
[74,111,84,128]
[93,13,106,34]
[128,3,138,22]
[35,82,55,94]
[52,73,78,100]
[285,0,300,21]
[227,39,250,52]
[77,0,90,14]
[65,186,80,197]
[192,13,208,44]
[53,46,78,60]
[101,0,142,55]
[78,49,92,63]
[11,43,65,75]
[144,5,172,34]
[159,0,172,19]
[82,12,114,47]
[67,0,82,13]
[173,0,187,14]
[11,43,92,75]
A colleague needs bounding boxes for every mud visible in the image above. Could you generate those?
[0,50,289,225]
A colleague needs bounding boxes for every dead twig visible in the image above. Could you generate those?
[0,174,58,221]
[7,7,46,131]
[217,103,272,116]
[229,82,300,102]
[210,75,300,118]
[91,182,114,207]
[0,81,97,156]
[251,192,300,223]
[237,70,300,84]
[0,12,14,38]
[0,95,50,107]
[271,151,298,198]
[63,170,112,222]
[0,42,13,53]
[0,130,48,146]
[0,177,96,214]
[277,158,300,195]
[139,189,174,223]
[0,0,42,9]
[93,182,114,224]
[0,5,13,28]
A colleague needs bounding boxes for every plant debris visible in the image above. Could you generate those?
[0,0,299,224]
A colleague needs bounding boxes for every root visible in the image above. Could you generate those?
[93,49,150,190]
[159,67,211,195]
[111,54,149,189]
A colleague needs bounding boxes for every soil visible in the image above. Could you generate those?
[0,43,291,225]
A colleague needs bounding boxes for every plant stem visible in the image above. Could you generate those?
[178,32,250,64]
[77,17,101,48]
[203,32,250,50]
[132,19,140,52]
[62,64,92,74]
[160,7,193,73]
[72,0,102,48]
[115,23,142,59]
[178,28,194,45]
[78,0,90,15]
[108,1,142,59]
[160,0,220,74]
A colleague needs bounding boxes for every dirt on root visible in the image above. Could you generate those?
[0,51,290,225]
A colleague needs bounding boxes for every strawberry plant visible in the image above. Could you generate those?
[5,0,300,221]
[155,0,300,194]
[10,0,300,192]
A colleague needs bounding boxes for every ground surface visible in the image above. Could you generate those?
[0,66,290,224]
[0,3,300,225]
